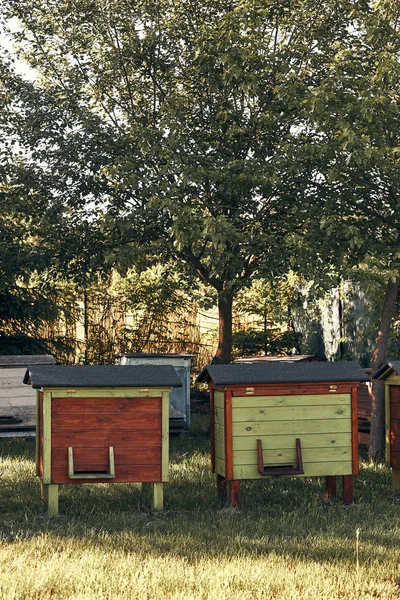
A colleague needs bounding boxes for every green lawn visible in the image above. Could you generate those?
[1,416,400,600]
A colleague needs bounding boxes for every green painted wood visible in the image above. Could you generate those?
[42,392,52,484]
[232,432,352,451]
[233,446,352,465]
[233,419,351,437]
[153,482,163,510]
[214,406,225,427]
[215,457,226,477]
[49,387,170,398]
[232,404,350,423]
[215,440,225,461]
[214,391,224,409]
[233,461,353,480]
[161,391,169,482]
[386,385,391,466]
[214,423,225,443]
[232,394,350,408]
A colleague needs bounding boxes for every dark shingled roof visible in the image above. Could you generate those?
[0,355,56,368]
[197,361,369,386]
[24,365,182,389]
[372,361,400,380]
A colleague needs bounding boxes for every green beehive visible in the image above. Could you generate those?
[198,361,369,508]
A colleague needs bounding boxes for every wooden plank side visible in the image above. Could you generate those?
[390,436,400,453]
[232,394,350,408]
[43,392,52,484]
[52,397,161,413]
[52,430,162,448]
[49,388,170,398]
[224,391,233,480]
[51,447,161,468]
[233,432,352,451]
[390,452,400,469]
[51,464,161,484]
[387,385,392,465]
[214,423,225,443]
[161,391,169,482]
[233,446,352,465]
[351,386,359,474]
[214,391,224,409]
[210,388,215,473]
[214,457,226,477]
[230,383,354,396]
[214,406,225,427]
[215,440,225,461]
[233,419,351,437]
[51,413,161,431]
[390,386,400,403]
[232,405,350,423]
[233,461,353,479]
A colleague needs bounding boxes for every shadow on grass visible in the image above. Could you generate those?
[1,428,400,568]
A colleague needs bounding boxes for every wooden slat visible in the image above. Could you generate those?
[51,413,161,431]
[161,391,169,482]
[390,386,400,403]
[387,385,392,465]
[391,403,400,420]
[232,394,350,408]
[230,383,354,396]
[210,388,215,473]
[214,423,224,443]
[233,461,353,480]
[52,430,162,448]
[214,391,224,409]
[214,406,225,427]
[391,420,400,436]
[391,452,400,469]
[51,447,161,467]
[214,457,226,477]
[233,432,351,451]
[215,440,225,461]
[390,436,400,453]
[52,397,161,413]
[51,464,161,484]
[232,405,350,423]
[43,392,52,484]
[49,388,169,398]
[232,419,351,437]
[233,446,352,466]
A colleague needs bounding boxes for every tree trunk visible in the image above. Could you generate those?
[368,275,400,460]
[213,289,234,364]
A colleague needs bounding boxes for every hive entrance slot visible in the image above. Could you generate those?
[257,438,304,476]
[68,447,116,479]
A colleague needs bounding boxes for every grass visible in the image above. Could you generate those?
[1,415,400,599]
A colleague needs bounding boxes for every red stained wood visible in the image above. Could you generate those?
[229,383,355,396]
[390,436,400,453]
[390,386,400,403]
[224,391,233,480]
[351,387,359,474]
[51,430,161,448]
[51,464,161,485]
[229,480,240,508]
[210,388,215,473]
[342,475,354,504]
[391,404,400,420]
[325,476,336,499]
[390,452,400,469]
[51,412,161,432]
[52,397,161,413]
[51,447,161,468]
[391,420,400,436]
[38,392,43,477]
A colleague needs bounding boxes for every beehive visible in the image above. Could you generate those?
[372,361,400,491]
[198,361,369,507]
[24,364,181,514]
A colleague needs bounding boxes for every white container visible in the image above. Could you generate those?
[118,353,195,431]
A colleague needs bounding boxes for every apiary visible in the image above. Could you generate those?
[198,361,369,507]
[24,364,181,514]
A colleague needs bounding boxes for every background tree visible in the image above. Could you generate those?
[3,0,364,362]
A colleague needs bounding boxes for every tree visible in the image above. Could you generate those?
[2,0,364,362]
[305,0,400,457]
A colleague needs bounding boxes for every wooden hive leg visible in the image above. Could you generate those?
[152,483,163,510]
[392,469,400,492]
[342,475,353,505]
[228,480,240,509]
[44,484,59,516]
[216,474,227,502]
[324,476,337,500]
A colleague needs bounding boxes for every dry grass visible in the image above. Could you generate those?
[1,416,400,599]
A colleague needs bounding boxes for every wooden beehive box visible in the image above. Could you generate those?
[24,364,181,514]
[198,361,369,507]
[372,361,400,491]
